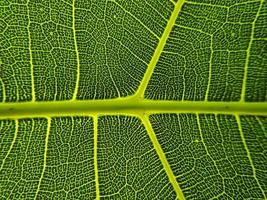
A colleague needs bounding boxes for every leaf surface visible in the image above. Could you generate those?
[0,0,267,199]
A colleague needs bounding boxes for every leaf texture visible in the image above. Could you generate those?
[0,0,267,199]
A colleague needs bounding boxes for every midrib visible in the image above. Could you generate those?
[1,99,267,119]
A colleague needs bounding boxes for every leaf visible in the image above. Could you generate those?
[0,0,267,199]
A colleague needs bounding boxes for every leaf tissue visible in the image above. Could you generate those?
[0,0,267,199]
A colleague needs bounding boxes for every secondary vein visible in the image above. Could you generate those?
[34,117,51,200]
[133,0,186,99]
[93,115,100,200]
[26,0,36,101]
[141,115,185,200]
[240,0,264,102]
[0,119,18,172]
[0,78,6,102]
[72,0,81,101]
[236,115,266,199]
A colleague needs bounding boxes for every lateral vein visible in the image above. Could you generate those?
[133,0,186,99]
[0,119,18,172]
[93,115,100,200]
[72,0,81,101]
[0,78,6,102]
[236,115,266,199]
[26,0,35,101]
[141,115,185,199]
[240,0,263,102]
[34,117,51,199]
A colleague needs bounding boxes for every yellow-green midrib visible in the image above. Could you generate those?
[0,100,267,119]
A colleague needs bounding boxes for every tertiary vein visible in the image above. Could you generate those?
[205,35,213,101]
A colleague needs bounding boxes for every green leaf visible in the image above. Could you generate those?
[0,0,267,199]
